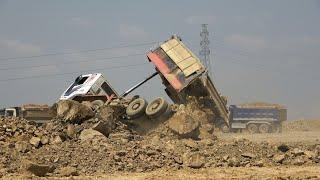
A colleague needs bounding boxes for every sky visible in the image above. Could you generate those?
[0,0,319,120]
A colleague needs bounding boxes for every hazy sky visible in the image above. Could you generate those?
[0,0,319,120]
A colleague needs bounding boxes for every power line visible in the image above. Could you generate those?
[0,41,158,62]
[0,63,149,82]
[0,53,145,71]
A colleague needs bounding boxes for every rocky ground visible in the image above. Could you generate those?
[0,100,319,179]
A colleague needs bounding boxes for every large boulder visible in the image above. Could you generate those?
[167,113,200,139]
[93,105,117,137]
[183,152,206,168]
[23,160,55,177]
[79,129,106,142]
[56,100,95,123]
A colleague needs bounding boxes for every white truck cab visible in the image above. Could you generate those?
[60,73,118,102]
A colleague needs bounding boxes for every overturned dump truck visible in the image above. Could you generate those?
[146,35,229,128]
[59,72,171,120]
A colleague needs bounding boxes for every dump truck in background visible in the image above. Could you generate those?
[225,103,287,133]
[0,104,53,124]
[146,35,229,127]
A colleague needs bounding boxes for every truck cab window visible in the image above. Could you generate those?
[76,76,88,85]
[101,82,116,96]
[64,76,89,96]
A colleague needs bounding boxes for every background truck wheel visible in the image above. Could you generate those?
[126,98,148,119]
[145,97,168,118]
[91,100,104,111]
[247,123,258,133]
[259,124,270,133]
[274,124,281,133]
[220,123,230,133]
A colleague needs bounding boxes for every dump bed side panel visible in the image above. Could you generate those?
[200,75,229,124]
[229,105,287,123]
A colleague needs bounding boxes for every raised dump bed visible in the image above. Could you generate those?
[147,36,229,125]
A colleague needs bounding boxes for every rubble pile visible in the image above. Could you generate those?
[0,116,38,142]
[1,100,320,178]
[150,97,215,140]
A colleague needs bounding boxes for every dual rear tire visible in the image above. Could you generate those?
[126,98,148,119]
[145,97,168,118]
[247,123,270,133]
[125,97,168,119]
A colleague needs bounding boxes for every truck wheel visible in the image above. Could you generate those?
[247,124,258,134]
[91,100,104,110]
[220,123,230,133]
[126,98,148,119]
[273,123,282,133]
[259,124,270,133]
[145,97,168,118]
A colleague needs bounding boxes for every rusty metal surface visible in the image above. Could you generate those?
[147,52,184,91]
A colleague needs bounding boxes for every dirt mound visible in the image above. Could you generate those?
[0,117,38,142]
[1,100,320,178]
[283,119,320,132]
[166,98,214,140]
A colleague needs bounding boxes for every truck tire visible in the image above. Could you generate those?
[91,100,104,111]
[126,98,148,119]
[273,123,282,133]
[259,124,270,133]
[145,97,168,118]
[247,124,258,134]
[220,123,230,133]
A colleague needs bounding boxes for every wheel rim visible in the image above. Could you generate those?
[248,124,258,133]
[151,100,160,110]
[132,103,141,110]
[259,124,269,133]
[145,97,168,118]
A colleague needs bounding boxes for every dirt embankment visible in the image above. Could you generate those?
[1,100,320,179]
[283,119,320,132]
